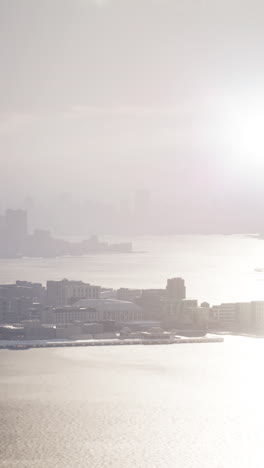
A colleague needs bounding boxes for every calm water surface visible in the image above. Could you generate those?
[1,235,264,303]
[1,337,264,468]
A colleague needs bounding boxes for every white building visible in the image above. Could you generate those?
[237,302,253,330]
[48,307,97,325]
[209,301,264,332]
[76,298,143,322]
[46,279,100,306]
[210,303,238,327]
[65,284,100,304]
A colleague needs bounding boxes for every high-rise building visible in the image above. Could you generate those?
[5,209,28,237]
[3,209,28,256]
[163,278,187,322]
[166,278,186,301]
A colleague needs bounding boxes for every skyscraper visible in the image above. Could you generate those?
[5,209,28,238]
[4,209,28,256]
[166,278,186,301]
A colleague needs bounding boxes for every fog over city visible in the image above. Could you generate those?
[2,3,264,468]
[1,0,264,233]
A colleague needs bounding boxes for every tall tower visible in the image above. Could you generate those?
[5,209,28,255]
[166,278,186,301]
[5,209,28,237]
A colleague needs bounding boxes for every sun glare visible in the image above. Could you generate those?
[224,99,264,166]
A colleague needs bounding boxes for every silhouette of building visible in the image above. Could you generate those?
[0,281,46,323]
[5,209,28,237]
[46,279,101,307]
[0,209,28,256]
[75,298,143,322]
[45,307,97,325]
[252,301,264,332]
[166,278,186,301]
[136,289,165,321]
[210,303,238,328]
[209,301,264,333]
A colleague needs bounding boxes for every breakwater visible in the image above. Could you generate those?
[0,336,224,350]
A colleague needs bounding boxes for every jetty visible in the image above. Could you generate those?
[0,335,224,350]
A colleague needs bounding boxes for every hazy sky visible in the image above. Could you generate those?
[1,0,264,228]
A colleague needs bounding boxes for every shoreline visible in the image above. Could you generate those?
[0,336,224,350]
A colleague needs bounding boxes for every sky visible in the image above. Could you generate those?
[1,0,264,231]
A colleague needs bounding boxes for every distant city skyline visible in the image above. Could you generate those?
[1,187,264,235]
[1,0,264,232]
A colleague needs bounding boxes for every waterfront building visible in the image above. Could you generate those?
[191,306,210,329]
[166,278,186,301]
[252,301,264,331]
[163,278,189,321]
[23,322,56,339]
[0,324,25,339]
[210,303,238,329]
[237,302,254,331]
[137,289,165,321]
[0,282,45,302]
[76,298,143,322]
[46,279,100,307]
[47,307,97,325]
[209,301,264,333]
[15,281,46,303]
[10,297,33,322]
[55,324,82,339]
[116,288,142,302]
[0,298,10,323]
[0,280,46,324]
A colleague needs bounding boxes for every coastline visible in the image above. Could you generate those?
[0,335,224,350]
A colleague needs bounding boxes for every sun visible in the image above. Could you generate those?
[224,97,264,166]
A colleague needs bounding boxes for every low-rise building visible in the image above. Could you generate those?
[47,307,97,325]
[209,301,264,333]
[81,323,104,335]
[76,298,143,322]
[252,301,264,332]
[0,325,25,339]
[55,324,82,339]
[210,303,238,329]
[116,288,142,302]
[23,322,56,339]
[237,302,254,331]
[191,306,210,329]
[0,297,10,323]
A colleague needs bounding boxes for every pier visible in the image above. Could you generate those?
[0,336,224,350]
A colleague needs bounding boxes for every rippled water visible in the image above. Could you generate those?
[1,337,264,467]
[1,235,264,303]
